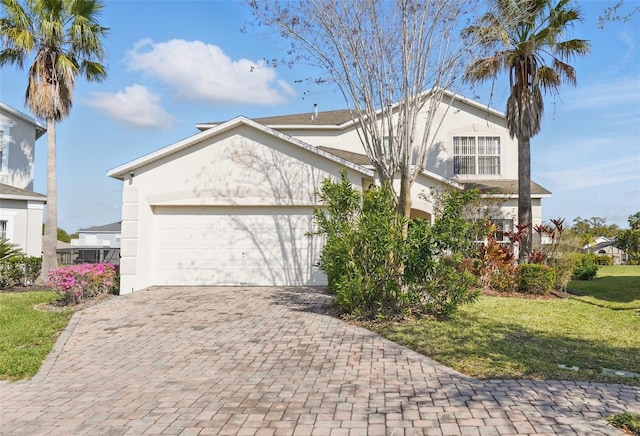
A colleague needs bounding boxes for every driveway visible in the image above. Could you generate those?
[0,287,637,435]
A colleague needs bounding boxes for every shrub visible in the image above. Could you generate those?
[48,263,118,305]
[595,255,613,265]
[547,252,579,291]
[518,264,555,295]
[0,256,41,288]
[572,253,599,280]
[312,172,480,319]
[475,224,517,293]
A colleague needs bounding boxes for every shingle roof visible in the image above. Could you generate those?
[79,221,121,233]
[461,180,551,196]
[318,146,373,166]
[252,109,355,126]
[0,182,46,201]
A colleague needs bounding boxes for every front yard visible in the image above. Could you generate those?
[0,291,72,380]
[369,265,640,385]
[1,266,639,385]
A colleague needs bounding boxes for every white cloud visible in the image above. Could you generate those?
[539,156,640,192]
[125,39,295,105]
[562,76,640,111]
[85,84,175,129]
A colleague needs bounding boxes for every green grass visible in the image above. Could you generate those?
[607,412,640,435]
[567,265,640,310]
[0,291,72,381]
[371,292,640,385]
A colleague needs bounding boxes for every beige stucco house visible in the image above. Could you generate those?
[0,102,46,257]
[109,90,551,293]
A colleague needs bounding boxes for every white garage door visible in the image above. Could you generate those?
[152,206,326,286]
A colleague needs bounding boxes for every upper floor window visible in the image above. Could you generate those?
[453,136,500,175]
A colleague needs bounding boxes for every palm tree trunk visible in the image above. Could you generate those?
[518,136,532,262]
[37,118,58,284]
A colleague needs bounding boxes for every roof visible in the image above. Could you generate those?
[0,102,47,139]
[585,238,618,252]
[0,182,46,201]
[318,146,462,189]
[196,89,505,131]
[318,146,373,166]
[79,221,122,233]
[253,109,355,127]
[108,116,375,180]
[461,180,552,197]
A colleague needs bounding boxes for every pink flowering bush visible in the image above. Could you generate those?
[48,263,118,305]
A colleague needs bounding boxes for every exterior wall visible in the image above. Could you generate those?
[0,199,44,257]
[73,231,121,247]
[0,108,37,190]
[118,125,367,293]
[276,96,518,182]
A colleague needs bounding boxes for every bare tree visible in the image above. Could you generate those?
[599,1,640,28]
[248,0,484,219]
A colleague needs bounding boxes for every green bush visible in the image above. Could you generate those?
[312,172,480,319]
[518,263,555,295]
[547,252,579,291]
[0,256,41,288]
[572,253,599,280]
[595,255,613,265]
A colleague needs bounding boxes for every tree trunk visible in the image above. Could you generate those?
[37,118,58,284]
[398,167,412,238]
[518,135,532,262]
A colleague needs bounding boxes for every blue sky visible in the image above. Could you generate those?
[0,0,638,232]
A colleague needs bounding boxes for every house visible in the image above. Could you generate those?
[108,90,551,293]
[584,236,627,265]
[0,102,46,257]
[58,222,121,265]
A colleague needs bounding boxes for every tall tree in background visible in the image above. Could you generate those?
[0,0,108,281]
[248,0,489,220]
[464,0,589,260]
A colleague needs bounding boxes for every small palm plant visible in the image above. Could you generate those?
[0,238,23,262]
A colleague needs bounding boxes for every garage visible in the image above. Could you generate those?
[108,116,372,293]
[152,205,325,286]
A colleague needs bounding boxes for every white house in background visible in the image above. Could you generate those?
[584,236,627,265]
[0,102,46,257]
[58,221,121,265]
[108,90,551,293]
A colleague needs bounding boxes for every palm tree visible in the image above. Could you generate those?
[464,0,589,261]
[0,0,107,281]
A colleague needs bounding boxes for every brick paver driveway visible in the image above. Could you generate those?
[1,287,638,435]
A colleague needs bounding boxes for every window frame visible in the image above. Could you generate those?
[453,135,501,176]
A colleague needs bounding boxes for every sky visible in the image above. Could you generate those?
[0,0,639,233]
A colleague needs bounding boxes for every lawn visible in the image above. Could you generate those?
[370,265,640,385]
[0,291,72,381]
[567,265,640,310]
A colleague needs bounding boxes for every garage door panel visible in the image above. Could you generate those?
[152,206,325,286]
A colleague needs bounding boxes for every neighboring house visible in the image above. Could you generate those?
[584,236,627,265]
[58,221,121,265]
[0,102,46,257]
[109,90,551,293]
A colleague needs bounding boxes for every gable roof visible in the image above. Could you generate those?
[461,180,552,198]
[0,102,46,139]
[318,146,463,189]
[0,182,46,201]
[108,116,375,180]
[79,221,121,233]
[196,89,505,132]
